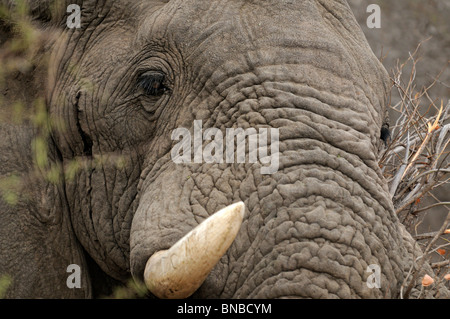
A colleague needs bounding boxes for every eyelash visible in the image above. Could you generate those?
[138,71,168,96]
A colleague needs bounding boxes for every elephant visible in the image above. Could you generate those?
[0,0,448,299]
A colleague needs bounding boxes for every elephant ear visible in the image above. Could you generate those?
[0,1,91,298]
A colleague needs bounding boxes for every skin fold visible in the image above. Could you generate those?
[0,0,447,298]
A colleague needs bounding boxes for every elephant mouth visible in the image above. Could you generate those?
[140,202,245,299]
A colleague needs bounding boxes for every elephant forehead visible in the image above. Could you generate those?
[138,0,350,62]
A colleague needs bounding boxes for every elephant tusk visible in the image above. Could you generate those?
[144,201,245,299]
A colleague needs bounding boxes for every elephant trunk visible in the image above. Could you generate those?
[129,93,409,299]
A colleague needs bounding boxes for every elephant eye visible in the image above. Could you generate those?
[138,71,168,96]
[380,124,391,146]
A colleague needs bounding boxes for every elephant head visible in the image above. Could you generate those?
[0,0,447,298]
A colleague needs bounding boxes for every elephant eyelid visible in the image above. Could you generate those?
[138,71,168,96]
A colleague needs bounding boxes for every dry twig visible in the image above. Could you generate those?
[380,43,450,298]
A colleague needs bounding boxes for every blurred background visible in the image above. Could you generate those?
[349,0,449,101]
[349,0,449,237]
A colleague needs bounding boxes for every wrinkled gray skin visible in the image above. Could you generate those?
[0,0,446,298]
